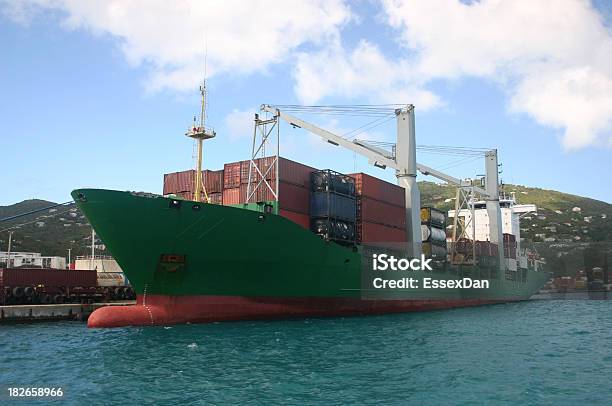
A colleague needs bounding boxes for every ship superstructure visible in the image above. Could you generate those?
[449,196,546,272]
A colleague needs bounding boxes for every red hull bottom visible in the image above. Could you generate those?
[87,294,519,328]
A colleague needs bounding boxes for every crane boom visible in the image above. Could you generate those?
[261,105,398,170]
[416,162,489,196]
[260,104,504,267]
[262,104,422,257]
[262,105,492,197]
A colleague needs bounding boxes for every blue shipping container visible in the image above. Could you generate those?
[310,192,356,221]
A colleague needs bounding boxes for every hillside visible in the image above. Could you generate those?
[2,184,611,276]
[0,199,93,257]
[419,182,612,277]
[419,182,612,243]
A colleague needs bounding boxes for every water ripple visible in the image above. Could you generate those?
[1,300,611,405]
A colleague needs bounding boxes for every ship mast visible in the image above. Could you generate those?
[186,82,216,202]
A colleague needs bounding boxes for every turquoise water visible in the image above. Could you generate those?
[1,300,611,405]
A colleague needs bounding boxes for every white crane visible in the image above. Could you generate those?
[259,104,505,269]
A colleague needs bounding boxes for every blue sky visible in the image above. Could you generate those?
[1,0,611,206]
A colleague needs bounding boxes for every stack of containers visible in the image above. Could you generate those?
[221,157,315,229]
[163,170,194,196]
[455,240,499,261]
[163,169,224,203]
[203,169,224,203]
[223,162,242,190]
[240,157,276,186]
[349,173,406,245]
[310,170,356,244]
[503,233,517,259]
[420,207,447,259]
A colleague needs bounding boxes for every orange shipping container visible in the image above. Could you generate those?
[163,170,196,195]
[357,197,405,228]
[240,157,315,188]
[279,182,309,214]
[176,191,194,200]
[358,222,406,244]
[278,157,315,187]
[349,173,405,207]
[175,190,222,204]
[241,157,277,184]
[164,169,224,195]
[222,187,243,205]
[223,162,242,188]
[241,181,310,214]
[205,170,224,193]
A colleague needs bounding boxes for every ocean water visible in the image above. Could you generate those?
[1,300,611,405]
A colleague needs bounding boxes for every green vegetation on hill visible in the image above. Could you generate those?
[419,182,612,277]
[419,181,612,243]
[0,199,92,257]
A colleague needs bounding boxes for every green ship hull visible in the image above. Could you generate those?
[72,189,550,327]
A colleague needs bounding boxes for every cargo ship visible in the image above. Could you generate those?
[76,89,549,327]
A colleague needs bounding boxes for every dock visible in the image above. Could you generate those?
[0,301,136,323]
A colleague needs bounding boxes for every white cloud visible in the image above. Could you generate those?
[224,109,255,141]
[6,0,612,150]
[293,0,612,149]
[380,0,612,149]
[509,66,612,149]
[7,0,352,91]
[293,40,441,109]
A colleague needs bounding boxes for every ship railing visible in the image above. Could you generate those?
[75,255,115,260]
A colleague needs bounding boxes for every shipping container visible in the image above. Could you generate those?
[358,222,407,244]
[420,207,446,228]
[243,177,281,204]
[349,173,405,207]
[279,182,309,214]
[241,157,277,184]
[503,241,517,259]
[222,186,243,205]
[422,242,447,259]
[162,173,175,195]
[278,157,315,187]
[223,162,242,188]
[0,268,98,288]
[421,225,447,245]
[357,197,405,228]
[163,170,196,195]
[239,181,309,213]
[279,209,310,229]
[237,157,315,188]
[175,191,194,201]
[454,240,500,257]
[256,184,277,203]
[164,169,224,195]
[503,233,516,242]
[173,188,221,204]
[311,218,355,243]
[311,170,356,196]
[205,170,224,193]
[310,192,356,221]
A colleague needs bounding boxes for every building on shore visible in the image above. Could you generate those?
[0,251,66,269]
